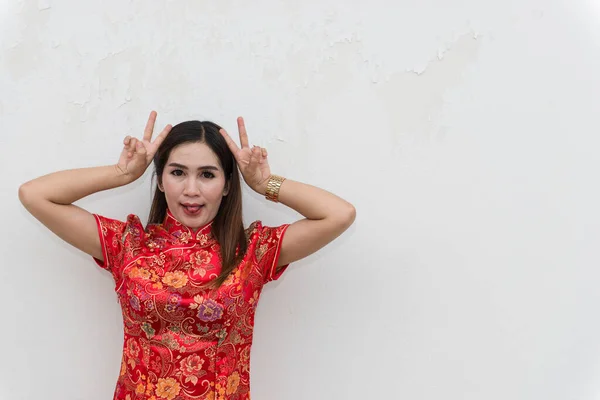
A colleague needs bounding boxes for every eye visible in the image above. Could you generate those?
[170,169,184,177]
[201,171,215,179]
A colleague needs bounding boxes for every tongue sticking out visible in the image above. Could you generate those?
[183,205,202,214]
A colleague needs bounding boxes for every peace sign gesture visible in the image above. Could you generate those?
[116,111,172,182]
[220,117,271,195]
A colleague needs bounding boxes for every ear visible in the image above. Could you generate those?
[158,182,164,192]
[223,181,230,196]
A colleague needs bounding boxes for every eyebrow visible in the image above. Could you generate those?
[167,163,220,171]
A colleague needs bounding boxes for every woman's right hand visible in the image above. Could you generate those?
[116,111,172,182]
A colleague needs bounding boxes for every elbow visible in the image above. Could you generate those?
[347,204,357,226]
[18,182,32,207]
[334,202,356,230]
[18,181,39,209]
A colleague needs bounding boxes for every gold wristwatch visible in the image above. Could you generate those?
[265,174,286,202]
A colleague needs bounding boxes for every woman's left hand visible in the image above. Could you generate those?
[220,117,271,195]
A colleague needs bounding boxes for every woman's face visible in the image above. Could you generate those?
[160,142,229,231]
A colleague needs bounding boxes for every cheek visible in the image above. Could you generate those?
[204,180,228,201]
[161,175,180,197]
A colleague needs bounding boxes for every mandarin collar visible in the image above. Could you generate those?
[162,209,215,245]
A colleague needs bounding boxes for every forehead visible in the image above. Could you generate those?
[167,142,220,168]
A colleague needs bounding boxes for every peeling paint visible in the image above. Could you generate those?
[38,0,51,11]
[3,0,51,79]
[376,32,480,145]
[3,4,600,400]
[408,31,480,75]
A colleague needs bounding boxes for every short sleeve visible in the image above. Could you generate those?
[252,222,290,283]
[92,214,128,274]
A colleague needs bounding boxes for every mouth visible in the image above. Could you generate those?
[181,203,204,215]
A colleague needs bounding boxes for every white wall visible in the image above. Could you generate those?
[2,0,600,399]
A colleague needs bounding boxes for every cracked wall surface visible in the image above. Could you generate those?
[2,1,600,400]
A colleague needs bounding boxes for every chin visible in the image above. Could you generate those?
[180,214,204,225]
[180,211,214,229]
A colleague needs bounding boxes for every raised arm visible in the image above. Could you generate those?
[263,178,355,267]
[220,117,356,267]
[18,111,172,261]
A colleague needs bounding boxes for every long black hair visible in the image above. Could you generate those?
[148,120,246,287]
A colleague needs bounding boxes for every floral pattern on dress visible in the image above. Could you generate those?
[93,210,289,400]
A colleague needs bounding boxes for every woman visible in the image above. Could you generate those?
[18,111,356,400]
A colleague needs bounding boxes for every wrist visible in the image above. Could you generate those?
[264,174,286,202]
[112,164,137,186]
[253,180,268,196]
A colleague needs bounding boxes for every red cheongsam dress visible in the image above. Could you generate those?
[92,209,289,400]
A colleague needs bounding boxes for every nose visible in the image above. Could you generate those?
[183,177,201,196]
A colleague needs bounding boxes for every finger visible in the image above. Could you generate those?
[135,140,147,159]
[129,138,138,157]
[257,147,266,164]
[143,111,157,142]
[248,146,260,169]
[237,117,249,149]
[151,124,172,149]
[123,136,131,145]
[261,147,268,159]
[219,128,242,155]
